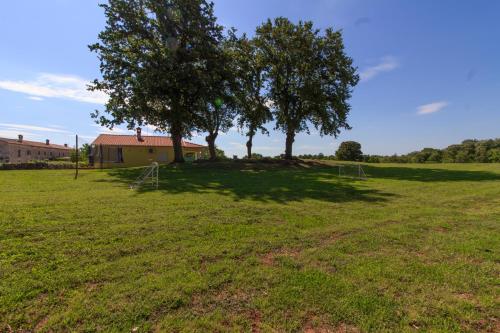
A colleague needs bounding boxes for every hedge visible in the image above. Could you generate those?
[0,162,77,170]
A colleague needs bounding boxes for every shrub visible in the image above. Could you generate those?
[0,162,77,170]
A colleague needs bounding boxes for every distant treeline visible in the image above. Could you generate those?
[296,138,500,163]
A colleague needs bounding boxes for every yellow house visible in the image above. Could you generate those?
[91,129,207,168]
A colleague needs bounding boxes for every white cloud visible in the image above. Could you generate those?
[297,144,320,151]
[145,124,159,132]
[0,123,71,134]
[92,124,131,134]
[48,124,67,129]
[416,101,449,115]
[359,56,399,82]
[27,96,44,101]
[0,129,41,139]
[264,99,275,109]
[229,142,246,149]
[253,145,281,154]
[189,131,203,138]
[0,73,108,104]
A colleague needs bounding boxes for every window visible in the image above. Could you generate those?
[44,151,46,156]
[49,152,52,156]
[27,150,31,156]
[38,151,40,156]
[18,150,21,157]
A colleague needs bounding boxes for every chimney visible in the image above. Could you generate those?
[136,127,142,141]
[18,134,23,143]
[46,139,50,145]
[64,143,68,147]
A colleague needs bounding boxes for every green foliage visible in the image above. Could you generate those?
[488,148,500,162]
[0,162,76,170]
[250,153,264,159]
[89,0,226,162]
[229,32,272,158]
[89,3,359,162]
[195,32,240,160]
[297,153,336,160]
[363,138,500,163]
[215,146,228,159]
[70,143,91,163]
[335,141,363,161]
[255,18,358,159]
[1,163,499,331]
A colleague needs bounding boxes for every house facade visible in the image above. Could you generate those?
[90,128,207,168]
[0,135,72,164]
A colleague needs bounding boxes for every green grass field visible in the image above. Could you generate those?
[1,162,499,332]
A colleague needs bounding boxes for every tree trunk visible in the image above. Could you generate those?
[206,133,217,160]
[171,126,184,163]
[284,131,295,159]
[246,133,254,159]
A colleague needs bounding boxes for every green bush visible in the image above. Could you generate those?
[0,162,80,170]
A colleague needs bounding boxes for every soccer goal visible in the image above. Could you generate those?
[337,164,367,180]
[130,162,159,189]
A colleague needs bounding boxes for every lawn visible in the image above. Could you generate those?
[0,162,499,332]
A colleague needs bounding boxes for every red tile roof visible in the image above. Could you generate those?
[92,134,207,148]
[0,137,71,150]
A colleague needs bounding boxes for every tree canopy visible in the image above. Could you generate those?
[90,3,359,162]
[230,32,272,159]
[255,18,358,159]
[335,141,363,161]
[89,0,225,162]
[193,34,239,160]
[363,138,500,163]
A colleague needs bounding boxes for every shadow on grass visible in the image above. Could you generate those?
[99,162,395,204]
[361,164,500,182]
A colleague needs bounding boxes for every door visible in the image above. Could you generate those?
[158,151,168,163]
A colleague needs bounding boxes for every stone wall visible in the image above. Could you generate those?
[0,142,71,164]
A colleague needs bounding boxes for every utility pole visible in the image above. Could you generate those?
[74,135,79,180]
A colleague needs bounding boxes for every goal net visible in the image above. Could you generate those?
[336,164,367,180]
[130,162,159,189]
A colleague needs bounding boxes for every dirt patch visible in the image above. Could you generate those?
[465,316,500,333]
[317,231,350,247]
[190,286,254,316]
[260,248,301,266]
[2,324,13,333]
[189,287,265,331]
[303,323,360,333]
[250,309,262,333]
[454,292,475,301]
[34,316,50,332]
[302,313,360,333]
[261,252,275,266]
[86,282,100,292]
[433,226,451,233]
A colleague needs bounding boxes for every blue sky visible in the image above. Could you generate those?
[0,0,498,156]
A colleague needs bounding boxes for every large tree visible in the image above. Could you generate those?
[89,0,225,162]
[194,35,238,160]
[231,33,272,159]
[335,141,362,161]
[255,18,359,159]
